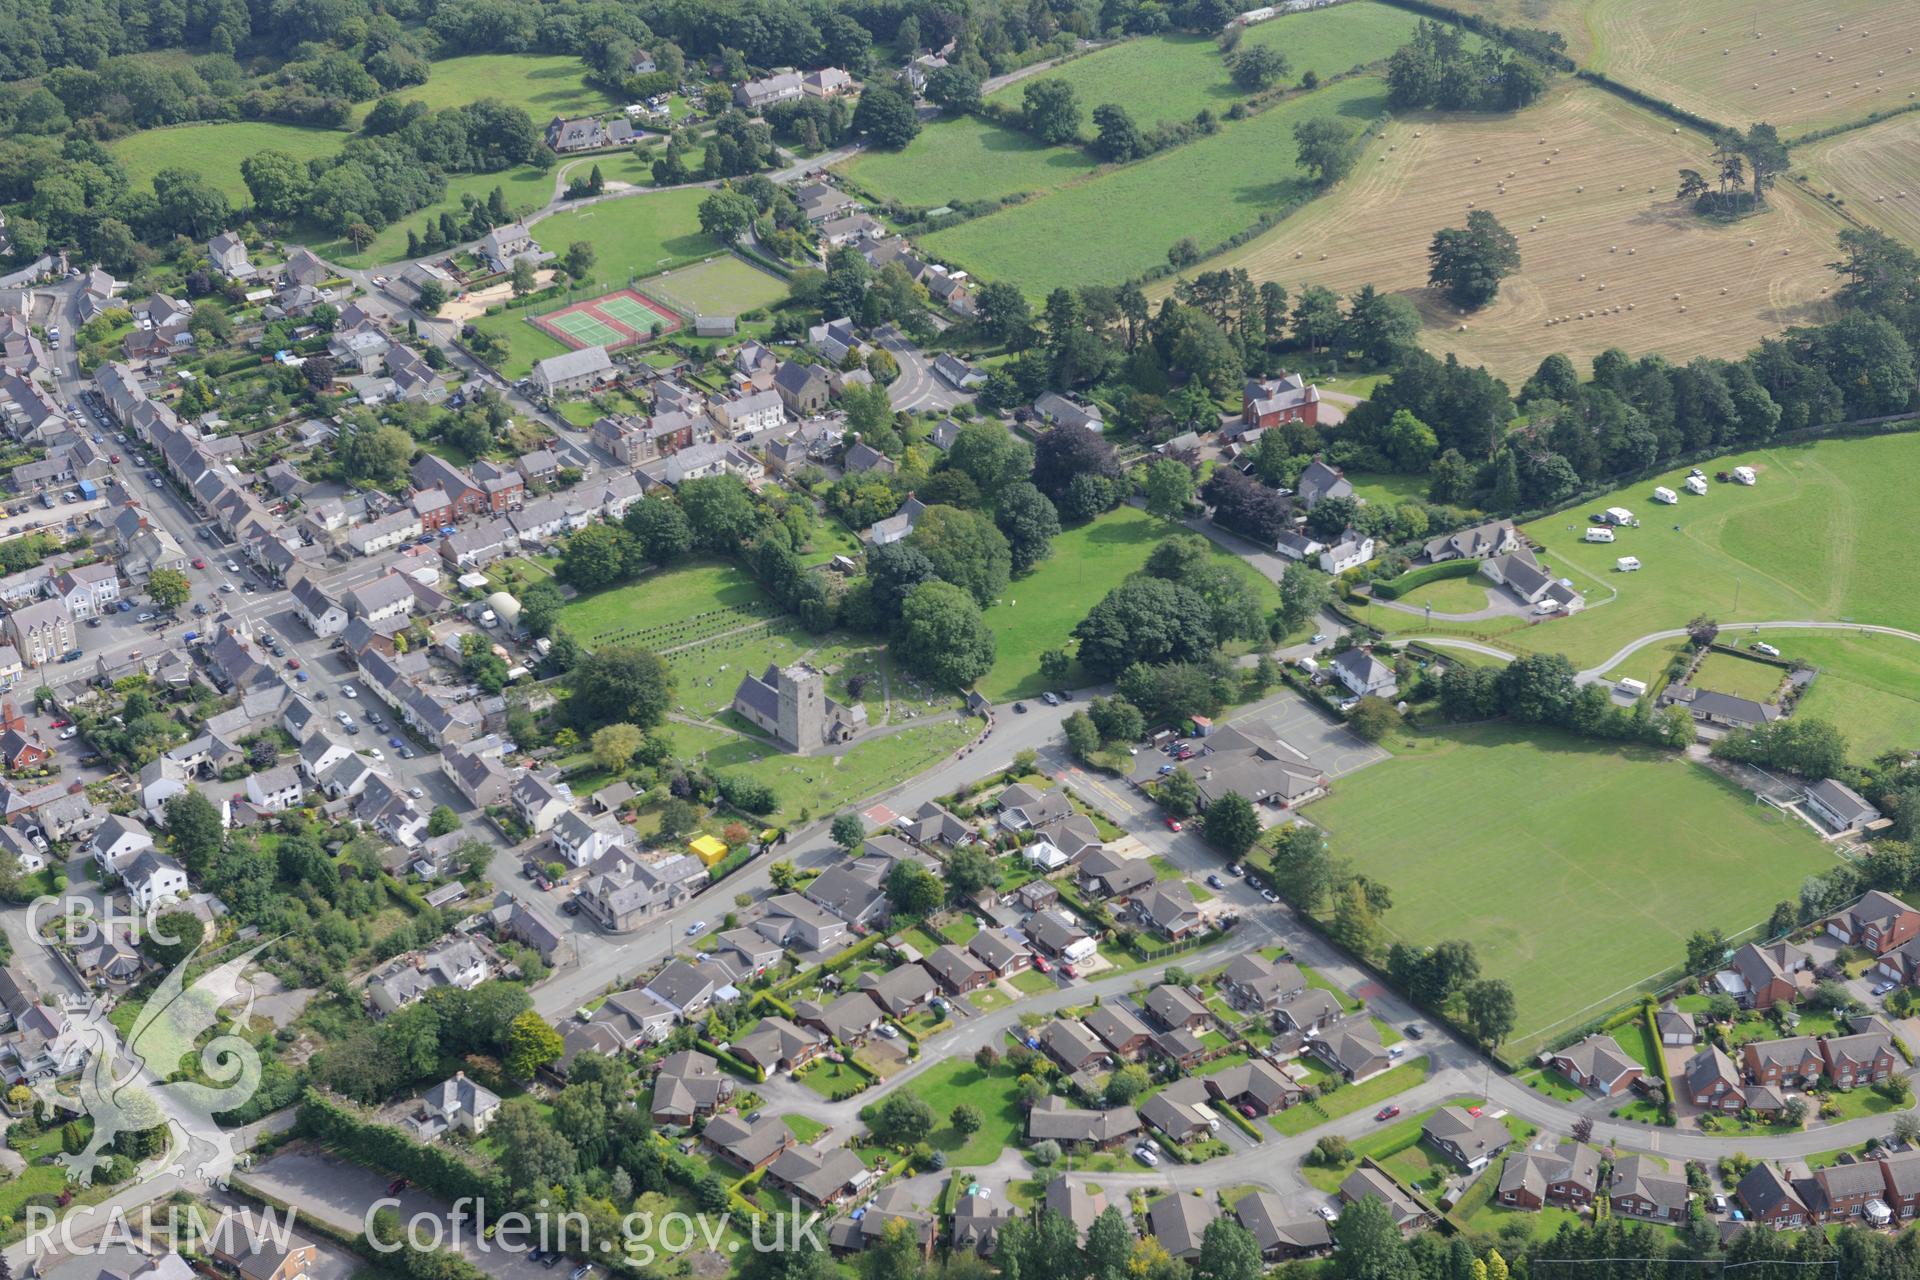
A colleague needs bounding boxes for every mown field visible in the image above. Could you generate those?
[1422,0,1920,133]
[836,115,1100,208]
[923,75,1388,298]
[468,189,719,377]
[375,53,615,120]
[1752,629,1920,763]
[1799,113,1920,248]
[1362,434,1920,686]
[1306,723,1836,1059]
[977,506,1273,700]
[645,253,790,315]
[111,120,348,202]
[1153,84,1848,382]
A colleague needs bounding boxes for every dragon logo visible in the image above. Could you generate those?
[38,941,270,1188]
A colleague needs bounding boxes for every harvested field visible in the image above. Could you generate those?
[1799,113,1920,248]
[1425,0,1920,134]
[1156,85,1848,382]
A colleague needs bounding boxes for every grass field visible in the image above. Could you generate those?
[558,559,771,645]
[469,189,718,377]
[982,6,1423,136]
[836,115,1101,208]
[977,507,1273,699]
[1751,630,1920,762]
[1423,0,1920,134]
[646,254,790,315]
[1390,574,1499,615]
[311,165,560,267]
[1367,433,1920,685]
[111,120,347,202]
[1345,471,1433,508]
[1153,83,1849,382]
[1799,113,1920,248]
[1303,723,1836,1058]
[904,1060,1026,1165]
[379,54,616,120]
[1689,650,1788,701]
[923,75,1388,299]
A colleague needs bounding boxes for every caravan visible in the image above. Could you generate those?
[1605,506,1637,526]
[1616,556,1641,572]
[1652,486,1678,505]
[1731,466,1757,486]
[1685,474,1709,496]
[1584,526,1616,543]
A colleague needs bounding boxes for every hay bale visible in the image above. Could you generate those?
[1597,283,1606,291]
[1720,287,1728,294]
[1610,245,1617,252]
[1579,273,1586,280]
[1672,292,1681,300]
[1576,184,1583,191]
[1456,323,1466,331]
[1628,247,1636,255]
[1679,305,1687,313]
[1748,238,1756,245]
[1618,183,1625,191]
[1627,303,1635,311]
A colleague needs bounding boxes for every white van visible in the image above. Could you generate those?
[1616,556,1641,572]
[1652,486,1678,505]
[1584,527,1615,543]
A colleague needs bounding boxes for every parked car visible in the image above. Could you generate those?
[1226,863,1244,877]
[1315,1206,1339,1222]
[1133,1146,1159,1167]
[1012,702,1027,713]
[1164,817,1183,832]
[1873,979,1898,997]
[1206,874,1225,889]
[1041,691,1060,706]
[1375,1106,1400,1122]
[685,920,707,937]
[1404,1024,1425,1040]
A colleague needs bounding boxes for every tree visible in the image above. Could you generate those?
[1064,710,1101,760]
[994,482,1060,574]
[896,580,996,690]
[240,150,310,220]
[1346,288,1422,368]
[1331,1196,1413,1280]
[1091,104,1145,163]
[944,846,1000,903]
[342,423,416,490]
[1158,767,1201,818]
[698,188,757,242]
[1204,792,1261,859]
[1022,79,1082,145]
[1463,978,1516,1048]
[1278,561,1330,636]
[414,279,448,314]
[557,523,635,592]
[831,813,865,852]
[873,1092,935,1146]
[623,497,694,566]
[145,910,204,968]
[885,858,943,917]
[906,506,1011,606]
[950,1103,983,1135]
[1293,117,1357,187]
[164,789,225,877]
[510,257,537,297]
[853,84,920,149]
[1347,696,1396,742]
[1428,210,1521,310]
[1229,45,1290,92]
[145,568,190,611]
[1103,1062,1150,1106]
[1074,577,1216,679]
[1039,649,1073,686]
[1144,459,1195,521]
[504,1010,564,1078]
[1194,1218,1264,1280]
[591,722,643,773]
[569,645,673,730]
[1089,696,1146,744]
[925,65,982,114]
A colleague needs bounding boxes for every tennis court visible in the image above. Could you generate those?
[531,287,684,352]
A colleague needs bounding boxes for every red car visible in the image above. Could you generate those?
[109,454,120,463]
[1033,956,1052,973]
[1165,817,1183,832]
[1375,1106,1401,1122]
[191,557,206,569]
[48,718,69,729]
[286,657,301,669]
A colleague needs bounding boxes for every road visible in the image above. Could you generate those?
[1409,620,1920,685]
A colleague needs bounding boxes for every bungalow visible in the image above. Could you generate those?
[1422,519,1519,564]
[1339,1167,1429,1233]
[1306,1015,1391,1082]
[703,1113,793,1173]
[1661,685,1780,730]
[1422,1106,1510,1171]
[730,1017,826,1076]
[967,928,1030,978]
[828,1184,934,1258]
[1032,391,1103,433]
[1143,984,1211,1034]
[922,944,991,995]
[1147,1185,1217,1260]
[764,1144,872,1208]
[794,990,884,1045]
[642,959,719,1018]
[1084,1004,1154,1060]
[1026,910,1095,962]
[588,988,677,1049]
[1077,848,1153,900]
[1132,882,1204,940]
[996,783,1071,831]
[857,963,937,1017]
[1038,1018,1107,1073]
[1204,1060,1303,1117]
[1545,1034,1643,1096]
[1026,1095,1141,1150]
[1234,1192,1331,1262]
[650,1050,735,1126]
[1329,648,1397,700]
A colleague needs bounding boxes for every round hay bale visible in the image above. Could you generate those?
[1880,69,1886,76]
[1628,247,1636,254]
[1783,248,1792,255]
[1748,238,1756,245]
[1826,91,1832,97]
[1468,200,1475,207]
[1672,292,1681,300]
[1878,195,1886,202]
[1720,287,1728,294]
[1585,310,1594,318]
[1627,302,1635,311]
[1723,48,1730,54]
[1389,144,1396,151]
[1618,183,1625,191]
[1648,185,1657,192]
[1610,245,1617,252]
[1576,184,1583,192]
[1752,83,1760,89]
[1544,158,1552,164]
[1553,147,1561,154]
[1854,82,1861,88]
[1294,251,1302,259]
[1319,253,1327,260]
[1791,86,1798,92]
[1457,323,1466,331]
[1598,283,1606,291]
[1413,130,1422,138]
[1699,26,1706,33]
[1679,305,1687,313]
[1474,156,1481,164]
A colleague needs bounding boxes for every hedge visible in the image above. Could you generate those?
[1219,1103,1263,1142]
[708,845,754,882]
[1370,559,1481,600]
[1639,997,1679,1125]
[696,1039,766,1083]
[298,1088,504,1204]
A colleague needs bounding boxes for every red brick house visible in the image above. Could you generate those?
[1240,373,1320,430]
[1827,890,1920,956]
[1741,1036,1824,1088]
[1736,1164,1810,1229]
[1544,1034,1643,1096]
[1822,1029,1896,1089]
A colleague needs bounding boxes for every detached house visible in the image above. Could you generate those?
[1545,1034,1643,1096]
[1721,940,1813,1008]
[1498,1140,1603,1212]
[1422,1106,1511,1171]
[1826,889,1919,956]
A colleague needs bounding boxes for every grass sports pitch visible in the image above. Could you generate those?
[1304,723,1836,1060]
[532,288,682,351]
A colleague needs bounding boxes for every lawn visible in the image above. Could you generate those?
[1346,471,1433,509]
[646,253,790,316]
[783,1114,828,1143]
[923,75,1388,299]
[978,507,1273,699]
[1011,968,1057,995]
[1369,435,1920,685]
[835,115,1100,208]
[722,718,980,826]
[1756,629,1920,763]
[904,1060,1025,1166]
[111,120,347,203]
[798,1060,866,1098]
[1689,651,1788,702]
[557,558,773,647]
[379,53,616,119]
[1303,723,1837,1060]
[1270,1057,1432,1135]
[1236,1,1435,79]
[1379,574,1499,616]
